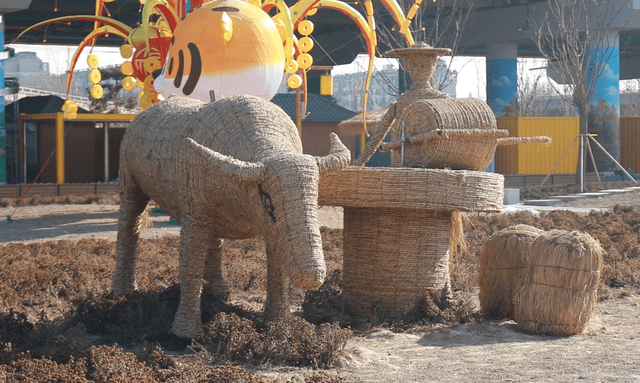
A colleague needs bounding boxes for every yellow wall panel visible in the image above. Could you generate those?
[495,117,519,174]
[517,117,579,174]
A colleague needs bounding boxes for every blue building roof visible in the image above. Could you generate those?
[271,93,357,123]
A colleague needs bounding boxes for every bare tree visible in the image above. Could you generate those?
[517,59,574,117]
[532,0,626,190]
[620,79,640,117]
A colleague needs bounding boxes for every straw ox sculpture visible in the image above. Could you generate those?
[113,94,350,338]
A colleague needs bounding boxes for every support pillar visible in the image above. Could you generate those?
[1,15,6,184]
[486,43,518,117]
[486,43,518,172]
[56,113,65,184]
[588,29,620,170]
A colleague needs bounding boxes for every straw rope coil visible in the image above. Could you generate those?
[478,225,543,319]
[318,167,504,212]
[342,207,452,318]
[514,230,604,336]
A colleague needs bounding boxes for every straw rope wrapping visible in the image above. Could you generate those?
[354,103,397,167]
[514,230,604,336]
[318,167,504,212]
[342,207,452,318]
[114,95,350,338]
[391,98,498,170]
[478,225,543,319]
[317,167,503,318]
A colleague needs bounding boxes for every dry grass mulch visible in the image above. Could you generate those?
[2,202,640,381]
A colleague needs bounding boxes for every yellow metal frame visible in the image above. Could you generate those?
[19,113,137,184]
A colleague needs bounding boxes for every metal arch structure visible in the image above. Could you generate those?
[3,0,373,67]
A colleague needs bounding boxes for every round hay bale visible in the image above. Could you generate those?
[479,224,543,319]
[514,230,604,336]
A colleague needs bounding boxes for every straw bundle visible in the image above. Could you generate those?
[514,230,604,336]
[318,167,504,212]
[478,225,543,319]
[389,98,498,170]
[342,207,452,318]
[337,108,390,136]
[354,103,396,166]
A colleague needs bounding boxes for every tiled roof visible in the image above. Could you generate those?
[271,93,357,122]
[5,95,89,123]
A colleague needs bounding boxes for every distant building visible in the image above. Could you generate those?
[3,51,50,82]
[333,60,457,112]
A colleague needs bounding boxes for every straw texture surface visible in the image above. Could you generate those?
[478,225,543,319]
[514,230,604,336]
[354,103,396,166]
[338,108,390,136]
[343,207,452,318]
[114,94,350,338]
[386,43,450,166]
[392,98,498,170]
[318,167,504,212]
[497,136,552,146]
[386,42,451,108]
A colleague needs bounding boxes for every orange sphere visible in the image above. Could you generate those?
[160,0,285,101]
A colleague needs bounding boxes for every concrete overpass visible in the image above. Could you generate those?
[3,0,640,178]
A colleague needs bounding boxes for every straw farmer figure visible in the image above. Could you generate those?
[113,95,350,338]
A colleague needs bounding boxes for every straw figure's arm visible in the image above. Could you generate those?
[113,95,350,338]
[354,102,397,166]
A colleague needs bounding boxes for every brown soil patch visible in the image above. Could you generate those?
[1,189,640,381]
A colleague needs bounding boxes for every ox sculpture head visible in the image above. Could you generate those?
[186,133,350,290]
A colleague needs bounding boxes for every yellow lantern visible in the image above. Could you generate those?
[87,54,99,68]
[90,84,104,99]
[122,76,137,91]
[143,56,161,73]
[297,53,313,69]
[88,69,102,84]
[285,60,299,74]
[121,61,134,76]
[120,44,133,59]
[298,20,314,36]
[320,74,333,96]
[287,74,302,89]
[299,36,314,53]
[61,99,78,119]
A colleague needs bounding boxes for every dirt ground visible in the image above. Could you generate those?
[1,189,640,382]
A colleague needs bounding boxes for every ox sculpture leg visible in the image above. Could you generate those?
[171,215,209,338]
[264,241,291,319]
[113,178,149,295]
[203,237,230,300]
